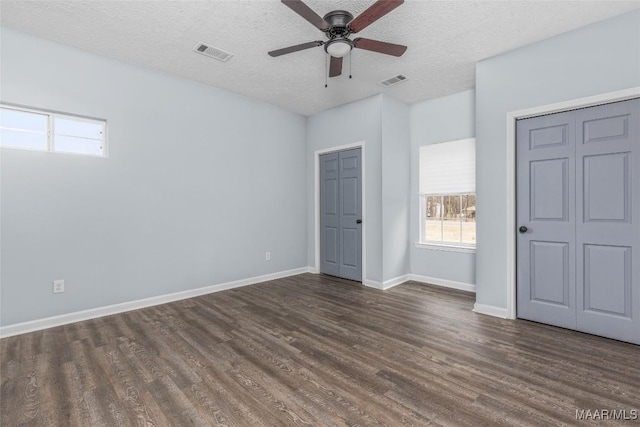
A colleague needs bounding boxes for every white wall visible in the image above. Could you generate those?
[306,95,384,283]
[305,94,412,285]
[409,90,476,285]
[382,95,410,282]
[475,10,640,310]
[0,27,308,326]
[5,10,636,329]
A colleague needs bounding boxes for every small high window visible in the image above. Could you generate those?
[0,105,106,157]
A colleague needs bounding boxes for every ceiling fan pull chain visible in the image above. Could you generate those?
[325,53,328,88]
[349,51,353,79]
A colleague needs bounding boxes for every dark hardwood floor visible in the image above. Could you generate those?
[1,273,639,426]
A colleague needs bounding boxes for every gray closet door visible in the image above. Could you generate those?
[320,151,340,277]
[517,98,640,345]
[517,111,577,330]
[320,148,362,281]
[575,99,640,344]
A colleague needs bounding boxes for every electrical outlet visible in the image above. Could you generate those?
[265,252,271,261]
[53,280,64,294]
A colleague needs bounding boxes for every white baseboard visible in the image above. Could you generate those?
[363,279,384,290]
[409,274,476,293]
[362,273,476,293]
[362,274,410,290]
[473,303,509,319]
[305,269,399,290]
[0,267,311,338]
[382,274,410,290]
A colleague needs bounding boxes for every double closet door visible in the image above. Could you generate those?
[517,98,640,345]
[319,148,362,281]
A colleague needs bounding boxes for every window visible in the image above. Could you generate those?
[0,105,106,156]
[419,138,476,247]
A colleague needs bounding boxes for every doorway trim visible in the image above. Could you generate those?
[505,87,640,319]
[314,141,366,283]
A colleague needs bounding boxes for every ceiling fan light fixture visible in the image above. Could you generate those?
[325,39,352,58]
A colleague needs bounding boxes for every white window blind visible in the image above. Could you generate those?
[419,138,475,194]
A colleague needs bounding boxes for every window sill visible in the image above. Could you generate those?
[413,242,476,254]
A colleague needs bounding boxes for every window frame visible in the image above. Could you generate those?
[0,103,107,157]
[417,137,476,252]
[418,192,476,250]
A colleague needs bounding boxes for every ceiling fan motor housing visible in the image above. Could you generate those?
[323,10,354,39]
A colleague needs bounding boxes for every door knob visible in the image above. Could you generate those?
[519,226,528,234]
[356,219,362,224]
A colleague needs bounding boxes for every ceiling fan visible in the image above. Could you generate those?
[268,0,407,78]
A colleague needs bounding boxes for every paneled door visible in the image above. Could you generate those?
[575,99,640,344]
[517,111,577,330]
[320,148,362,281]
[517,98,639,345]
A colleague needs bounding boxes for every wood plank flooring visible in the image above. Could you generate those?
[1,273,639,426]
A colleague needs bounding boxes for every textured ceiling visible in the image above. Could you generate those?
[1,0,639,115]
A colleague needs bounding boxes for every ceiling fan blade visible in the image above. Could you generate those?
[353,37,407,57]
[281,0,329,31]
[268,41,324,57]
[329,56,343,77]
[348,0,403,33]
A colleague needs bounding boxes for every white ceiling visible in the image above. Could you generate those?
[1,0,639,115]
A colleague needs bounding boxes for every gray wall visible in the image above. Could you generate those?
[381,95,410,282]
[306,94,412,284]
[0,28,307,326]
[5,10,636,327]
[475,10,640,309]
[409,90,476,284]
[306,95,384,283]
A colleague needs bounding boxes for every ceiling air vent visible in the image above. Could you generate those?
[380,74,408,87]
[193,43,233,62]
